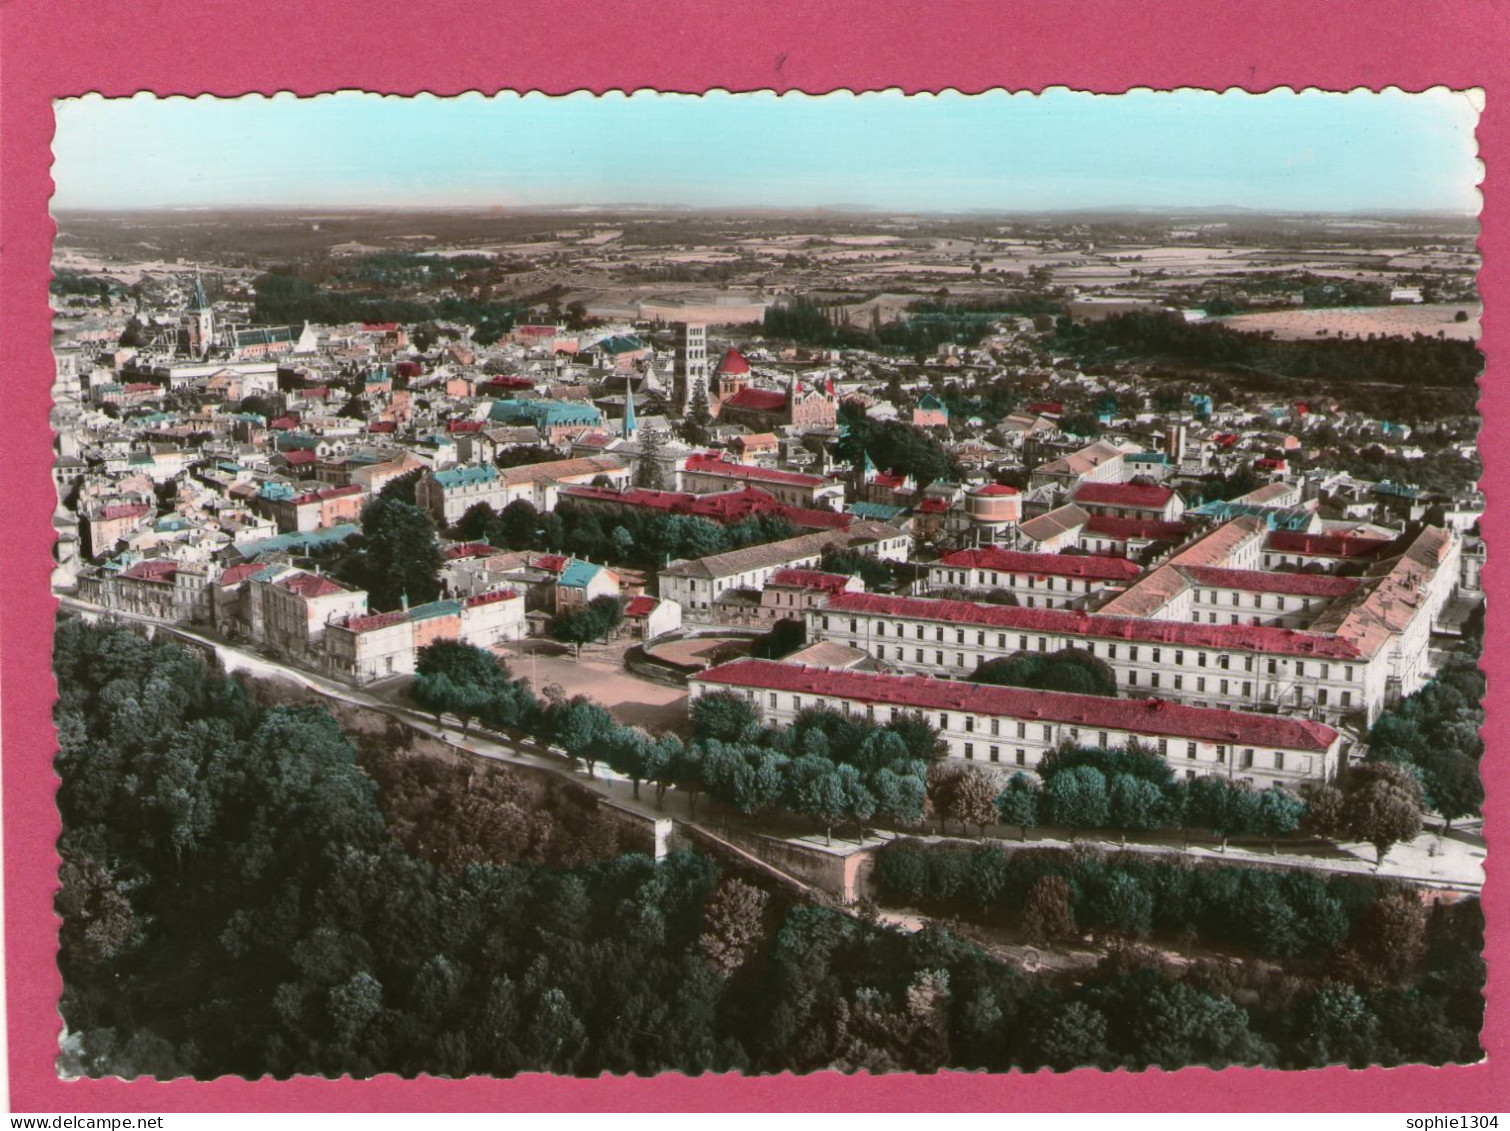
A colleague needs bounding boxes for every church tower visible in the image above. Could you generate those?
[672,322,708,417]
[622,377,638,442]
[183,273,216,359]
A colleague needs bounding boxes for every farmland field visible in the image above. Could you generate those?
[1211,303,1481,341]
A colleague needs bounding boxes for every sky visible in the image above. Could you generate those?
[51,88,1483,214]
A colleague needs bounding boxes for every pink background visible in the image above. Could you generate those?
[2,0,1506,1111]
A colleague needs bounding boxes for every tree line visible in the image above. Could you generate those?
[1051,310,1483,389]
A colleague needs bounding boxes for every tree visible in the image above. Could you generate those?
[1342,762,1424,866]
[1042,765,1109,837]
[1030,1001,1112,1072]
[1087,872,1153,941]
[1254,785,1307,854]
[1021,874,1077,944]
[700,879,769,976]
[929,764,997,836]
[1418,748,1483,831]
[691,691,760,744]
[345,496,444,612]
[410,641,515,737]
[634,427,668,491]
[752,618,806,660]
[1107,773,1165,843]
[994,773,1040,841]
[1293,983,1382,1068]
[56,850,135,965]
[970,648,1117,697]
[1189,776,1260,851]
[496,499,541,548]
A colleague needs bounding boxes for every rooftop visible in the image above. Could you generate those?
[695,659,1339,751]
[935,547,1142,581]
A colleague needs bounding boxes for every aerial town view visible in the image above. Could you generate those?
[47,90,1485,1078]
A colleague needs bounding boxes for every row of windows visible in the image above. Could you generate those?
[934,570,1092,592]
[830,616,1358,681]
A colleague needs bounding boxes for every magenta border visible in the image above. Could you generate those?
[3,0,1508,1111]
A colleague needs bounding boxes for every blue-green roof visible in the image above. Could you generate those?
[275,432,319,451]
[237,523,361,558]
[258,481,297,501]
[1127,451,1168,465]
[433,464,498,489]
[489,398,602,428]
[847,501,909,521]
[1189,500,1312,531]
[559,560,603,588]
[594,334,644,355]
[408,599,462,621]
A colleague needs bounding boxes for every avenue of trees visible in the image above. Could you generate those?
[54,619,1482,1076]
[453,499,800,572]
[1363,650,1485,830]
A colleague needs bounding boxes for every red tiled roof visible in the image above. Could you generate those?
[120,559,177,582]
[292,484,364,505]
[281,449,317,465]
[447,419,485,433]
[872,471,909,489]
[533,553,569,574]
[444,541,497,560]
[1180,565,1361,598]
[218,562,264,588]
[361,322,398,331]
[695,659,1339,752]
[1073,482,1176,509]
[279,572,349,598]
[97,503,152,522]
[464,588,519,607]
[917,498,951,514]
[819,591,1364,660]
[344,610,411,633]
[368,421,397,433]
[1084,515,1190,542]
[269,416,298,430]
[1025,401,1063,415]
[936,547,1142,581]
[684,452,825,488]
[123,382,159,394]
[970,483,1019,497]
[625,595,659,617]
[717,348,751,375]
[1266,531,1394,559]
[722,388,787,413]
[769,568,852,593]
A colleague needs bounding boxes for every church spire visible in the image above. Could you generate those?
[623,375,638,441]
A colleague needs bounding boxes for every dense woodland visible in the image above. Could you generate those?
[55,619,1483,1076]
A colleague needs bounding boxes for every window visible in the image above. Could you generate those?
[990,746,1000,763]
[1128,671,1138,686]
[1346,665,1355,681]
[876,645,886,659]
[1130,646,1140,662]
[1108,644,1117,660]
[1069,727,1080,744]
[1198,652,1208,668]
[1016,749,1027,766]
[1219,655,1230,670]
[936,650,944,666]
[1158,739,1169,756]
[1274,751,1286,771]
[1151,673,1161,689]
[1318,688,1329,706]
[1341,690,1352,708]
[793,696,802,710]
[915,648,924,662]
[850,619,858,633]
[1243,682,1252,697]
[956,630,965,644]
[1186,742,1197,759]
[1267,658,1278,675]
[1242,748,1255,769]
[1295,662,1305,678]
[1019,635,1028,650]
[964,743,974,760]
[1098,731,1109,748]
[822,616,830,630]
[1191,612,1202,624]
[1175,650,1185,666]
[977,632,986,646]
[768,693,777,708]
[1216,744,1227,763]
[1151,648,1161,664]
[997,634,1006,648]
[935,627,944,642]
[1042,725,1052,742]
[917,625,925,639]
[939,713,949,729]
[1197,677,1206,693]
[1321,664,1330,680]
[1016,721,1026,739]
[1038,637,1048,652]
[965,717,975,733]
[1186,769,1197,780]
[956,653,964,668]
[1174,674,1184,691]
[876,623,885,637]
